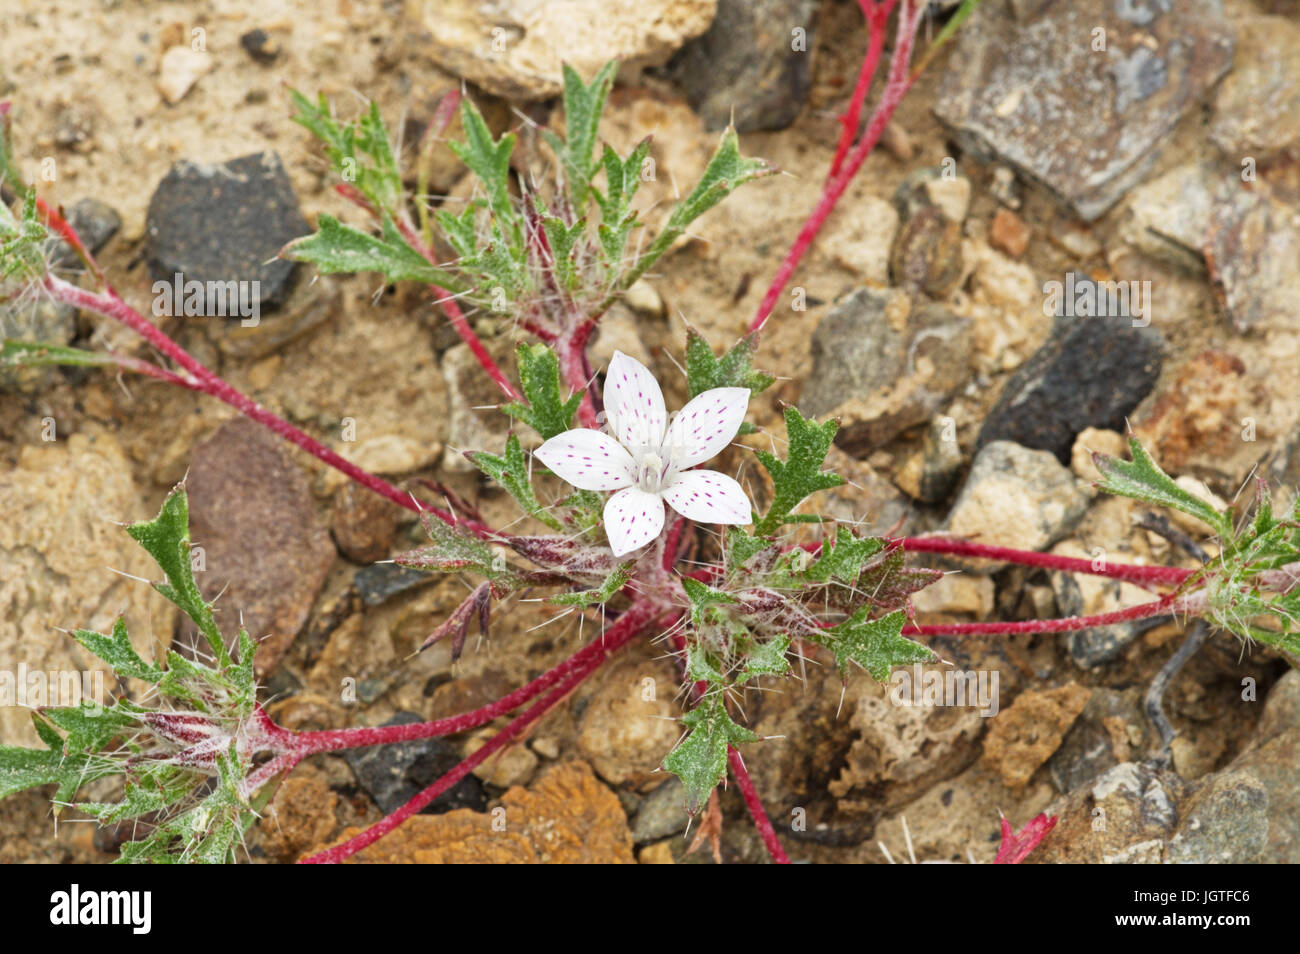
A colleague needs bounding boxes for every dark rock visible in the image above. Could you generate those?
[145,151,308,314]
[343,711,487,816]
[802,288,972,455]
[355,562,437,607]
[977,278,1164,463]
[239,28,282,65]
[185,417,336,676]
[933,0,1234,220]
[49,198,121,268]
[1048,689,1150,794]
[667,0,820,132]
[631,778,689,843]
[1052,571,1166,668]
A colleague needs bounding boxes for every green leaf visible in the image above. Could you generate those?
[283,213,459,287]
[753,407,845,535]
[806,526,887,584]
[624,127,775,289]
[449,99,519,242]
[0,726,107,803]
[0,190,48,283]
[1,339,119,369]
[289,91,403,213]
[550,61,618,208]
[593,139,650,265]
[468,433,562,531]
[399,510,510,577]
[814,608,934,682]
[127,489,229,666]
[503,343,583,440]
[685,329,775,399]
[739,634,791,683]
[540,214,585,291]
[681,576,739,630]
[1094,438,1232,539]
[73,617,164,684]
[663,695,758,815]
[550,560,633,606]
[724,527,772,574]
[41,701,141,756]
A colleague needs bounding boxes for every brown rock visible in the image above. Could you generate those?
[322,761,634,863]
[260,769,338,860]
[1133,350,1246,472]
[989,208,1029,258]
[577,657,681,787]
[330,483,398,564]
[186,417,335,676]
[982,684,1091,789]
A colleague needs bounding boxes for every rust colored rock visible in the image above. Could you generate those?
[1133,350,1247,472]
[330,482,398,564]
[982,684,1092,789]
[989,208,1030,258]
[186,416,335,676]
[260,770,338,861]
[317,761,634,864]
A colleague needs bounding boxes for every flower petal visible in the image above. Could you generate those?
[662,469,752,526]
[661,387,750,469]
[535,428,636,491]
[604,350,667,458]
[603,487,665,556]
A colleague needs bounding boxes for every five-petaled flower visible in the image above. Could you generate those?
[536,351,753,556]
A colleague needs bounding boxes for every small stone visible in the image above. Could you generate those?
[1034,761,1186,863]
[1069,427,1127,484]
[944,441,1090,565]
[465,729,539,788]
[910,573,993,618]
[893,415,965,504]
[1047,689,1147,794]
[145,151,309,314]
[988,207,1029,257]
[822,195,899,285]
[1049,225,1102,260]
[1210,16,1300,162]
[48,198,122,268]
[354,563,438,607]
[964,242,1048,373]
[977,280,1165,463]
[590,304,652,368]
[923,177,972,224]
[331,483,399,564]
[1166,771,1269,863]
[1203,178,1300,334]
[989,165,1019,209]
[341,434,440,476]
[1122,163,1215,272]
[577,658,682,787]
[981,684,1092,789]
[623,279,665,319]
[802,288,972,455]
[879,121,914,162]
[259,769,338,861]
[53,103,94,151]
[668,0,820,132]
[321,761,633,863]
[441,342,515,472]
[639,841,676,864]
[422,0,716,101]
[890,181,966,300]
[239,28,282,65]
[157,45,213,105]
[185,417,336,676]
[933,0,1234,220]
[343,711,487,816]
[631,777,689,843]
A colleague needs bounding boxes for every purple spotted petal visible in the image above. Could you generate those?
[661,387,750,469]
[603,486,665,556]
[661,469,752,526]
[604,351,667,458]
[535,428,636,491]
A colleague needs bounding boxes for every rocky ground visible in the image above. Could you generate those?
[2,0,1299,863]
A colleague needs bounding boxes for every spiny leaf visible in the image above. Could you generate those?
[813,608,934,682]
[0,724,108,803]
[399,511,508,577]
[753,407,845,535]
[503,343,583,440]
[283,212,459,287]
[1094,438,1232,539]
[549,560,633,607]
[0,190,48,283]
[549,61,618,208]
[449,98,518,241]
[593,138,650,265]
[806,526,887,584]
[738,633,791,683]
[126,489,229,666]
[289,91,403,212]
[40,701,141,756]
[468,433,563,531]
[1,339,119,369]
[73,617,163,684]
[681,576,740,629]
[685,329,775,399]
[663,695,758,815]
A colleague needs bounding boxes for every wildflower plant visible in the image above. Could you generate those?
[1,0,1295,865]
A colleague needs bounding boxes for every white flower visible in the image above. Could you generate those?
[535,350,753,556]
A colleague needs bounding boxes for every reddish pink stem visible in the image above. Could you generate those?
[750,0,925,334]
[298,601,661,864]
[727,747,790,864]
[898,537,1197,588]
[826,1,895,181]
[904,591,1192,637]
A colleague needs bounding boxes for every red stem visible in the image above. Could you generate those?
[826,1,895,181]
[298,601,661,863]
[727,747,790,864]
[750,0,925,334]
[904,591,1193,637]
[898,537,1197,588]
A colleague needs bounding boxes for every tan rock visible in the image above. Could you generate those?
[577,657,681,786]
[157,46,212,105]
[982,684,1091,789]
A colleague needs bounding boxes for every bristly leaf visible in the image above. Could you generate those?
[399,511,511,579]
[0,190,48,284]
[547,61,618,209]
[681,577,740,629]
[806,525,887,584]
[813,608,934,681]
[0,717,112,803]
[449,98,519,243]
[289,91,404,213]
[592,139,651,266]
[282,212,460,287]
[753,407,845,535]
[126,489,229,666]
[503,343,583,440]
[468,433,563,531]
[663,695,758,815]
[724,527,773,574]
[1,339,121,369]
[549,560,633,606]
[73,617,164,684]
[1094,437,1233,539]
[738,633,791,683]
[623,127,776,289]
[684,330,774,435]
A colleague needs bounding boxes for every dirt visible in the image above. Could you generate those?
[1,0,1296,864]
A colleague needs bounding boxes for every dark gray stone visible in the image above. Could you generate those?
[668,0,821,133]
[1053,571,1167,668]
[344,711,488,815]
[977,277,1164,463]
[355,562,437,607]
[145,151,308,313]
[631,777,689,843]
[1048,689,1149,793]
[933,0,1234,220]
[49,197,122,268]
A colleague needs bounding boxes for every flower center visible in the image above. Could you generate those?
[636,452,672,494]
